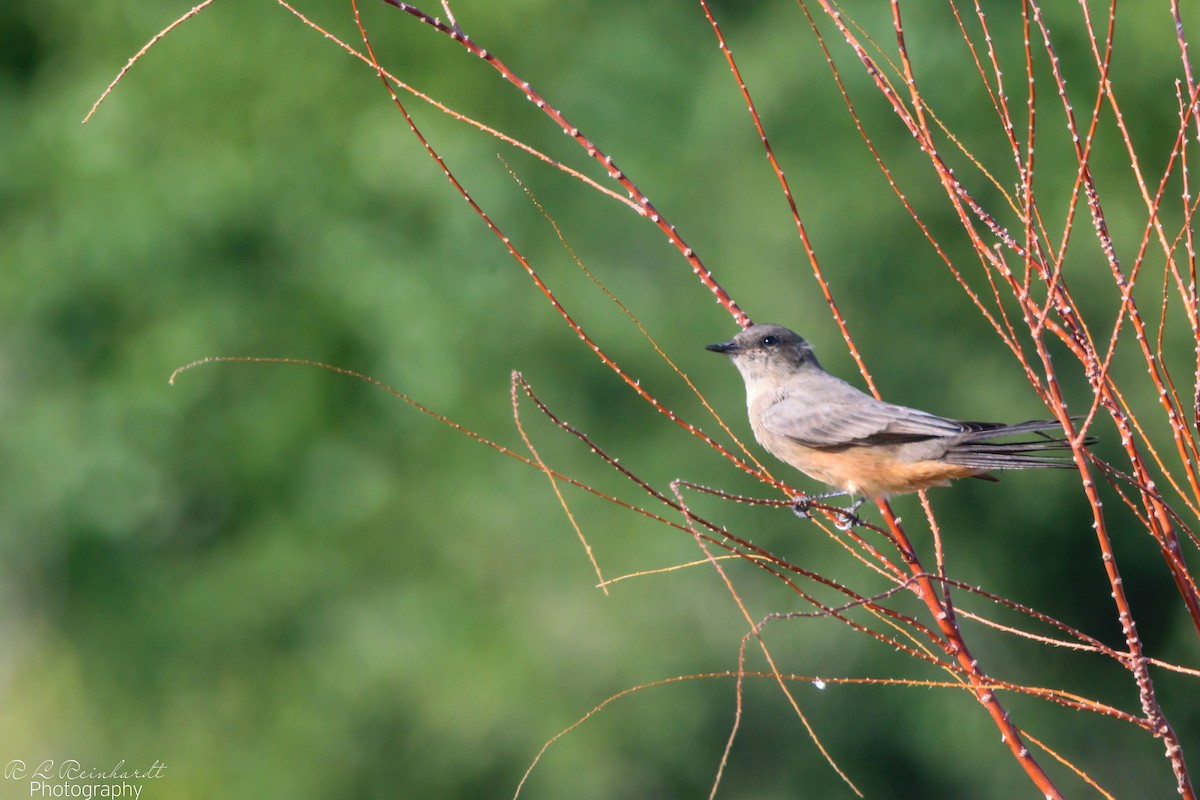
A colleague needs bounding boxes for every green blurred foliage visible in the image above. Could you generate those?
[1,0,1196,797]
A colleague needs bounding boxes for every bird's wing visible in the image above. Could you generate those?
[759,389,978,448]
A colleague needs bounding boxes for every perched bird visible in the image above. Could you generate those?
[706,323,1086,522]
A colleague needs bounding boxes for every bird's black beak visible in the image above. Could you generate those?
[706,340,738,354]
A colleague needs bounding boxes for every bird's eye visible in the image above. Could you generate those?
[761,335,780,347]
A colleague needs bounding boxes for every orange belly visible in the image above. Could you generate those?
[768,444,981,498]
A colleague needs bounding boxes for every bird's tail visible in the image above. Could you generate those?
[942,419,1092,470]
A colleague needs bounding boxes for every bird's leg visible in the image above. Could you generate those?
[791,492,867,529]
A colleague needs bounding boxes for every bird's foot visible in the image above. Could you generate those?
[832,497,867,530]
[791,491,862,526]
[790,496,815,519]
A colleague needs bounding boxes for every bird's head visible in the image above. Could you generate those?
[706,323,821,390]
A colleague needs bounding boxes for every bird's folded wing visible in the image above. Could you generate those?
[759,396,971,448]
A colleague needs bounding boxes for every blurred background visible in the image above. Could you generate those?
[2,0,1197,797]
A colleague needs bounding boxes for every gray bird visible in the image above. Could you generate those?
[707,323,1085,520]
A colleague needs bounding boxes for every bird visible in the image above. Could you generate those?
[706,323,1087,524]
